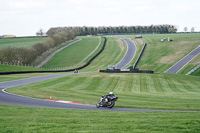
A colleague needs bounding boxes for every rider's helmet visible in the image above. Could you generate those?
[109,92,113,95]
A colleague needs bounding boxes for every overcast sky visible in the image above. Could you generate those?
[0,0,199,36]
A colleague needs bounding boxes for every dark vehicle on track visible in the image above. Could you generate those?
[96,92,118,108]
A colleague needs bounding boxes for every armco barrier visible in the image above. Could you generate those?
[133,43,147,69]
[99,69,154,74]
[0,37,107,75]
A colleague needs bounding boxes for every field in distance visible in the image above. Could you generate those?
[0,37,45,49]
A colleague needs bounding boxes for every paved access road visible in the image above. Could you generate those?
[165,46,200,74]
[115,37,136,69]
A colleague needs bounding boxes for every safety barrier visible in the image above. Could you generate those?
[186,64,200,75]
[133,43,147,69]
[99,69,154,74]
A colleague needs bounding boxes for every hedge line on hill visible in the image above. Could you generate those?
[0,29,77,65]
[47,25,177,36]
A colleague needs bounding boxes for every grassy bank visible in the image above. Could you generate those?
[7,72,200,111]
[0,37,45,49]
[123,34,200,74]
[0,105,199,133]
[0,72,68,83]
[42,36,101,69]
[0,64,45,72]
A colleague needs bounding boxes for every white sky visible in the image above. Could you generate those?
[0,0,200,36]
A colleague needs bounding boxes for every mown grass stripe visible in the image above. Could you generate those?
[145,75,157,92]
[152,75,163,92]
[140,75,147,92]
[158,75,173,92]
[173,78,190,93]
[164,77,181,92]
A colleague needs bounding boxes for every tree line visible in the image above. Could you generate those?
[0,24,177,67]
[47,25,177,36]
[0,29,77,66]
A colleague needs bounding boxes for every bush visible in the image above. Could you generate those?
[0,29,77,66]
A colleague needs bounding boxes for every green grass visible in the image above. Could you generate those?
[123,33,200,73]
[7,72,200,111]
[191,67,200,76]
[0,105,200,133]
[82,36,127,71]
[0,37,45,49]
[1,34,200,132]
[0,72,69,83]
[0,64,45,72]
[42,36,101,69]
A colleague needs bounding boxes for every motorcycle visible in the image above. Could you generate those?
[74,69,78,73]
[96,96,118,108]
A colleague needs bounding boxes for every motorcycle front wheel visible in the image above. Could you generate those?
[96,103,100,108]
[107,101,115,108]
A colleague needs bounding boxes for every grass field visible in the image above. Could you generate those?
[0,64,45,72]
[1,34,200,132]
[123,34,200,74]
[42,36,101,69]
[7,72,200,111]
[0,37,45,49]
[0,105,200,133]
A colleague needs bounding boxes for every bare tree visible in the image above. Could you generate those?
[184,27,188,32]
[36,28,45,37]
[190,27,195,33]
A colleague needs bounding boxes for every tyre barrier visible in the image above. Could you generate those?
[99,69,154,74]
[0,37,107,75]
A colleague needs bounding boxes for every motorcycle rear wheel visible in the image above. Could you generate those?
[107,101,115,108]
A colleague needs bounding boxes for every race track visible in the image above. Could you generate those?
[165,46,200,74]
[0,37,198,112]
[115,37,136,69]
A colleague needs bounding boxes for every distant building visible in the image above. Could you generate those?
[2,35,16,38]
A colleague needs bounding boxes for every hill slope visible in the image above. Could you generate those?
[124,33,200,75]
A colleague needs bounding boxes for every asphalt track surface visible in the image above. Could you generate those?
[115,37,136,69]
[0,38,198,112]
[165,46,200,74]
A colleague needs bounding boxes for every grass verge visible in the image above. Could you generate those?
[0,105,200,133]
[42,36,100,69]
[0,64,45,72]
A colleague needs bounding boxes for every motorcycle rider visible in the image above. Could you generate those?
[100,92,115,105]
